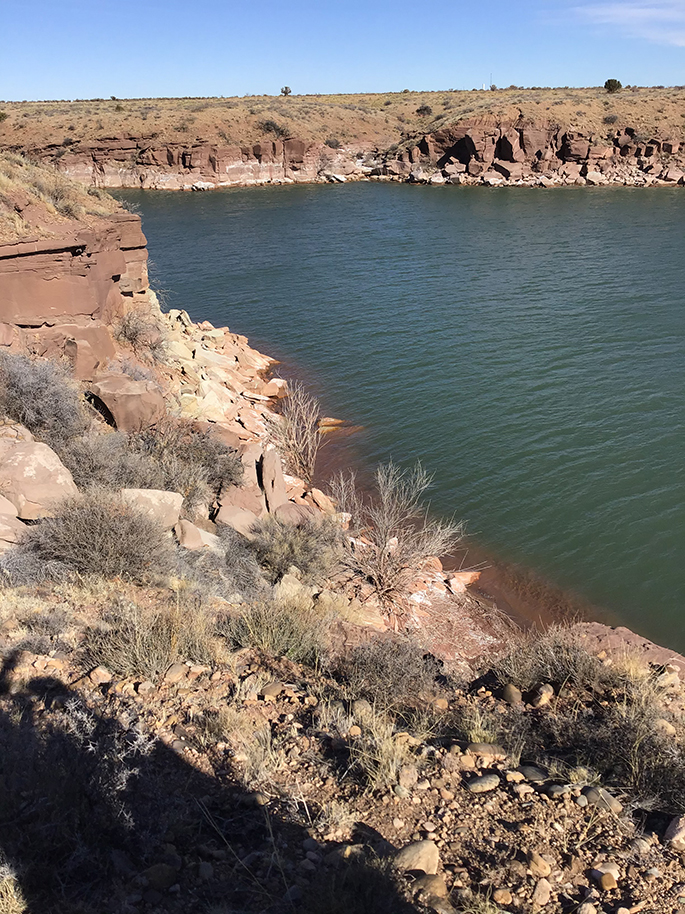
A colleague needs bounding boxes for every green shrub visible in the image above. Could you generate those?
[604,78,622,94]
[324,137,341,148]
[0,112,8,124]
[258,119,288,138]
[17,491,174,583]
[416,104,432,116]
[0,352,88,447]
[221,596,330,665]
[250,515,340,583]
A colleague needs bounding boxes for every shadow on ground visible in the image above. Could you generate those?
[0,652,416,914]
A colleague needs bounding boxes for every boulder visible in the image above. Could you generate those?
[89,374,166,432]
[394,840,439,875]
[0,512,27,554]
[274,501,319,526]
[665,815,685,852]
[219,483,266,517]
[121,489,183,530]
[215,505,258,539]
[174,518,221,551]
[261,448,288,513]
[0,440,78,519]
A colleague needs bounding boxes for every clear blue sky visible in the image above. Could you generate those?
[1,0,684,100]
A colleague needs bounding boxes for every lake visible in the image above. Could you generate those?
[116,183,685,652]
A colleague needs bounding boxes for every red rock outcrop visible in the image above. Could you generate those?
[20,136,375,190]
[389,117,685,187]
[0,211,150,377]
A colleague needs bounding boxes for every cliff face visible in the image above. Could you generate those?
[389,116,685,186]
[34,137,379,190]
[0,211,149,377]
[18,118,685,191]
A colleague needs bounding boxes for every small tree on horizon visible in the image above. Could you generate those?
[604,78,622,94]
[280,86,292,97]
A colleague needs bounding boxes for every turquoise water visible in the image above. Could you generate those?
[117,184,685,651]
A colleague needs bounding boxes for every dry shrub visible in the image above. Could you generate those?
[82,594,217,681]
[331,462,463,609]
[59,431,161,491]
[484,629,685,811]
[266,382,322,484]
[303,855,416,914]
[250,515,340,583]
[60,422,243,511]
[113,306,166,360]
[0,352,88,447]
[178,527,267,600]
[221,595,331,666]
[348,708,415,790]
[492,625,607,692]
[16,491,174,584]
[336,635,440,713]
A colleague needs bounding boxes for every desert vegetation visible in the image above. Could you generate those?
[2,87,685,164]
[0,150,117,240]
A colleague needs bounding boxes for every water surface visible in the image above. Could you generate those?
[117,184,685,651]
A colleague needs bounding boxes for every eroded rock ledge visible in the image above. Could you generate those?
[10,115,685,190]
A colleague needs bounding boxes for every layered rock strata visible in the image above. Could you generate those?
[387,118,685,187]
[10,116,685,191]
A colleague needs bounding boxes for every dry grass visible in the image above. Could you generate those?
[220,594,332,666]
[0,151,117,240]
[81,591,220,681]
[2,88,684,161]
[348,708,416,791]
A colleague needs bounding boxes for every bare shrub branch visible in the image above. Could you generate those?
[266,382,322,485]
[331,461,463,610]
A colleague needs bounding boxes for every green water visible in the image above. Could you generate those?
[117,184,685,651]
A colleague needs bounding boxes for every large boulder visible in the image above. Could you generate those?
[261,448,288,513]
[89,374,166,432]
[215,505,258,539]
[174,518,222,551]
[0,494,26,554]
[121,489,183,530]
[0,440,78,519]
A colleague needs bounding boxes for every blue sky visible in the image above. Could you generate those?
[1,0,684,100]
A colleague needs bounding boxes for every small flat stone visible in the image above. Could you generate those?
[519,765,548,783]
[164,662,188,684]
[394,840,439,875]
[502,683,523,705]
[532,877,551,907]
[583,786,623,814]
[465,773,500,793]
[528,850,552,878]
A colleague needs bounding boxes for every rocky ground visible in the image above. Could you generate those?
[1,157,685,914]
